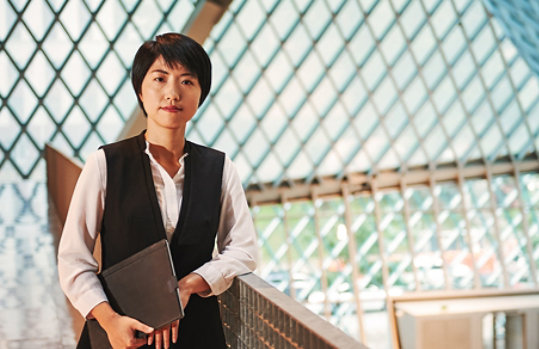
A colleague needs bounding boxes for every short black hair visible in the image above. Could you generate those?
[131,33,212,115]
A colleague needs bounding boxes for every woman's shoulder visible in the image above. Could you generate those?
[186,140,225,159]
[100,133,145,157]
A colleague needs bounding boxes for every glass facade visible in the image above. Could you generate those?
[0,0,200,179]
[194,0,538,188]
[1,0,539,347]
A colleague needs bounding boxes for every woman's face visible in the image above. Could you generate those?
[139,56,201,130]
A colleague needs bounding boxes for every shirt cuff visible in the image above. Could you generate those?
[192,264,229,297]
[71,287,109,319]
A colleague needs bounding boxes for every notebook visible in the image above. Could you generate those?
[87,239,184,348]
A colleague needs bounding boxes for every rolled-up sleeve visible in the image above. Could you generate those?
[193,155,258,296]
[57,150,108,318]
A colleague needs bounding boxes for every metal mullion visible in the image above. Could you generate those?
[332,0,365,43]
[19,149,45,179]
[366,0,447,169]
[260,92,329,182]
[280,194,296,301]
[456,169,481,289]
[39,25,80,76]
[341,184,366,344]
[88,1,146,75]
[209,5,323,185]
[11,2,65,98]
[4,0,33,46]
[12,182,40,219]
[293,0,333,41]
[398,2,430,43]
[333,3,406,175]
[485,165,509,287]
[273,1,354,179]
[48,10,103,146]
[58,0,101,46]
[207,70,281,189]
[17,60,82,151]
[474,38,501,70]
[288,211,313,282]
[215,16,279,94]
[120,0,146,41]
[80,0,120,56]
[386,4,460,167]
[311,189,331,320]
[3,1,28,45]
[429,176,451,289]
[513,165,538,285]
[338,110,377,174]
[335,138,364,180]
[248,108,300,186]
[152,0,178,31]
[496,110,534,161]
[482,3,539,158]
[319,6,385,174]
[259,229,280,270]
[413,0,490,167]
[400,179,421,291]
[2,13,54,103]
[147,1,185,43]
[94,72,131,120]
[208,47,250,97]
[371,179,390,295]
[2,131,31,179]
[208,0,252,45]
[483,121,514,164]
[513,67,535,93]
[0,146,7,172]
[448,0,516,167]
[389,13,468,166]
[2,101,35,149]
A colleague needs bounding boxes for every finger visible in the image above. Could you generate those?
[163,326,170,349]
[148,332,154,346]
[172,320,179,343]
[155,331,162,349]
[132,319,153,335]
[129,337,148,348]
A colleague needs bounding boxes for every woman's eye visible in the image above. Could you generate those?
[154,77,165,82]
[182,80,193,85]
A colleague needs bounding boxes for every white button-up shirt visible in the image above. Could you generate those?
[57,143,258,318]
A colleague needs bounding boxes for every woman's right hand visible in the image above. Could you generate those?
[91,301,154,349]
[102,314,154,348]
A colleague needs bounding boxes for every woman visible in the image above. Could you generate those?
[58,33,258,349]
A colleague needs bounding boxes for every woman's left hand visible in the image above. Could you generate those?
[178,273,210,310]
[147,319,179,349]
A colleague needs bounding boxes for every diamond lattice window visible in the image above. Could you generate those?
[0,0,200,180]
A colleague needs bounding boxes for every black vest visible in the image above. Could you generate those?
[78,132,226,348]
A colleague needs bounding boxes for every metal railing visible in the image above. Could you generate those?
[220,273,366,349]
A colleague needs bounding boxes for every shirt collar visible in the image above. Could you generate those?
[144,140,189,165]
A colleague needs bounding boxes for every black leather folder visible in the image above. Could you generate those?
[88,239,184,348]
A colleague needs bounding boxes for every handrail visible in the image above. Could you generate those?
[220,273,367,349]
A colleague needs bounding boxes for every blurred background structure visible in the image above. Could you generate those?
[0,0,538,348]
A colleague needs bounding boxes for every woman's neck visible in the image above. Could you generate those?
[145,125,186,161]
[145,125,186,178]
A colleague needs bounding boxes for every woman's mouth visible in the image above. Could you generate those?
[162,106,181,112]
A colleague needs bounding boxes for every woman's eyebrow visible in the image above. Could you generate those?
[150,69,195,77]
[150,69,169,75]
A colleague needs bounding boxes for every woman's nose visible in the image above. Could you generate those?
[165,83,180,101]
